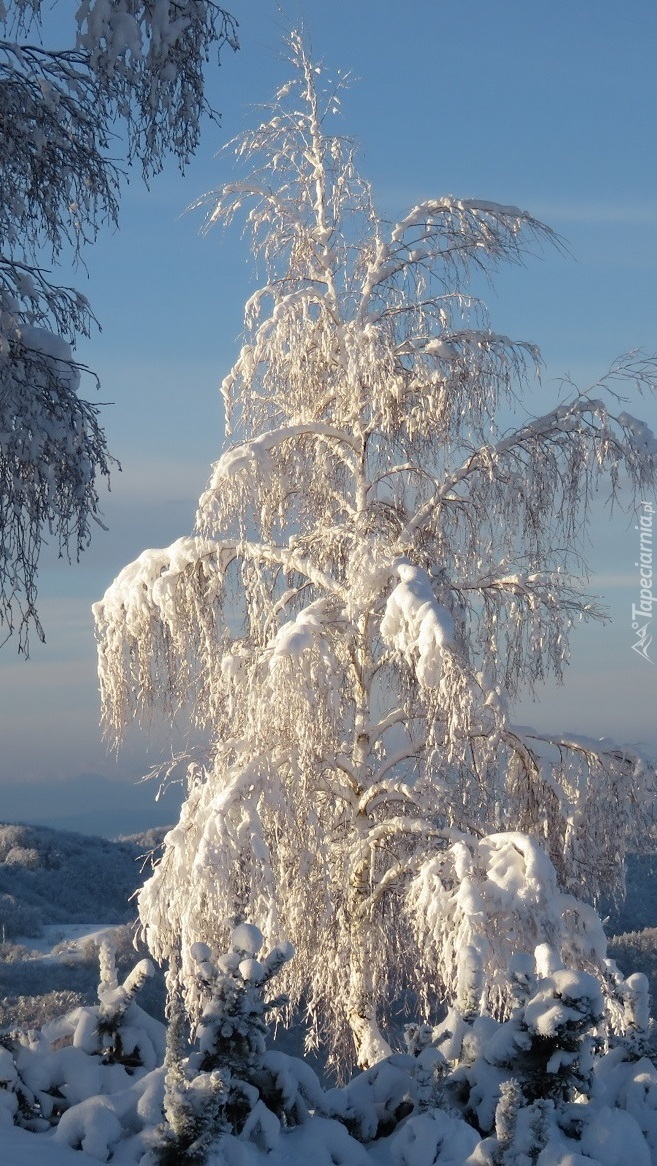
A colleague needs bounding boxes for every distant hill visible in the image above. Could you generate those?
[0,822,168,938]
[602,853,657,934]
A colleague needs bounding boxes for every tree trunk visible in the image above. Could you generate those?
[347,942,392,1069]
[347,867,392,1068]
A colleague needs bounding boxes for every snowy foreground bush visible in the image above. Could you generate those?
[3,839,657,1165]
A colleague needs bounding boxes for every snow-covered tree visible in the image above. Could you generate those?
[153,923,300,1163]
[0,0,238,648]
[94,33,657,1069]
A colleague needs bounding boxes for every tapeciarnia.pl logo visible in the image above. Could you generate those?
[632,501,655,663]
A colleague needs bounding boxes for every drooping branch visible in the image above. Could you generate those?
[0,329,112,650]
[358,197,559,320]
[0,1,239,646]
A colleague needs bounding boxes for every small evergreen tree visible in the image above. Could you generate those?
[1,937,163,1139]
[93,935,157,1069]
[154,924,295,1164]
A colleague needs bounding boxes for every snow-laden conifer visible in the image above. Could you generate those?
[94,33,657,1068]
[152,924,296,1164]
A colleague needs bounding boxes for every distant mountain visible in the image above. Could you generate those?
[1,814,655,944]
[0,822,168,938]
[0,772,183,838]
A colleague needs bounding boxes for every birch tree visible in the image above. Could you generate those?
[0,0,238,648]
[94,34,657,1070]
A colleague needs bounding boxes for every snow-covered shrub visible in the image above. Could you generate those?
[1,936,164,1149]
[324,1053,417,1143]
[388,1108,481,1166]
[397,944,657,1164]
[90,936,162,1070]
[407,831,610,1021]
[0,940,32,963]
[3,847,657,1163]
[0,923,165,1044]
[0,990,86,1032]
[53,1066,166,1163]
[3,846,41,870]
[0,1034,51,1132]
[459,962,604,1119]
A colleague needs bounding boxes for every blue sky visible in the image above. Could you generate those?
[1,0,656,836]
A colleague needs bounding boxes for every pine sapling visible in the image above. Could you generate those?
[154,924,294,1164]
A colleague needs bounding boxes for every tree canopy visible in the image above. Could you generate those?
[0,0,238,648]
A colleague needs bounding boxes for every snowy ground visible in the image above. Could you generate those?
[1,1123,96,1165]
[0,901,655,1163]
[0,1113,455,1165]
[15,924,118,959]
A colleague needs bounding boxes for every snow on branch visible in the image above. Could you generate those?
[501,725,656,896]
[407,831,608,1017]
[75,0,239,175]
[138,752,288,1022]
[207,423,359,482]
[380,326,545,453]
[358,197,557,314]
[420,328,541,373]
[448,566,605,699]
[93,536,231,737]
[267,598,337,673]
[0,38,119,261]
[0,323,111,649]
[396,386,657,564]
[197,423,359,537]
[379,560,492,758]
[0,2,239,645]
[380,560,456,687]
